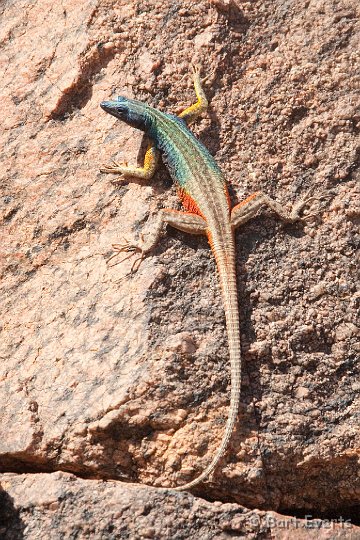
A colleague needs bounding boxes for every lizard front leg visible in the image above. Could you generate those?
[101,143,159,180]
[178,66,208,124]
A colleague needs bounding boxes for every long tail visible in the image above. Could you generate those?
[174,244,241,491]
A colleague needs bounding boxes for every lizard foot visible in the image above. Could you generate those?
[107,239,145,276]
[191,63,214,84]
[100,160,129,175]
[290,187,331,221]
[191,63,201,77]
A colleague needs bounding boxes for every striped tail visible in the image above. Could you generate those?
[174,243,241,491]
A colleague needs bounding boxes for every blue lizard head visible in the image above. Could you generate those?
[100,97,150,131]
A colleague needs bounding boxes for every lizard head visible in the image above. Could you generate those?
[100,97,150,131]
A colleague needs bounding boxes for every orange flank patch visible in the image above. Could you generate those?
[177,188,204,218]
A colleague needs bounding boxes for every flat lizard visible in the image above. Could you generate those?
[100,68,316,491]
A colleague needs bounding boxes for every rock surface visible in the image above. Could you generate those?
[0,472,359,539]
[0,0,359,536]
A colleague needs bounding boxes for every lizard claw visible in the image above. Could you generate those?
[100,159,129,174]
[191,64,201,77]
[191,64,213,84]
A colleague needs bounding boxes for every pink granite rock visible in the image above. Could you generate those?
[0,0,359,535]
[1,472,359,539]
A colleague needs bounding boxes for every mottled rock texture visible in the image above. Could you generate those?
[0,0,359,537]
[0,472,358,539]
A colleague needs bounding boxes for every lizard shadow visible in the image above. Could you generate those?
[150,189,307,446]
[168,210,308,491]
[227,216,308,499]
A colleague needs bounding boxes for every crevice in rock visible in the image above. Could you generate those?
[279,506,360,527]
[1,456,359,526]
[0,456,103,482]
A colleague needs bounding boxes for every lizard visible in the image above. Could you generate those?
[100,67,317,491]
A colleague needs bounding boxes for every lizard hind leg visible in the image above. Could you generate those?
[230,189,326,230]
[108,209,208,277]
